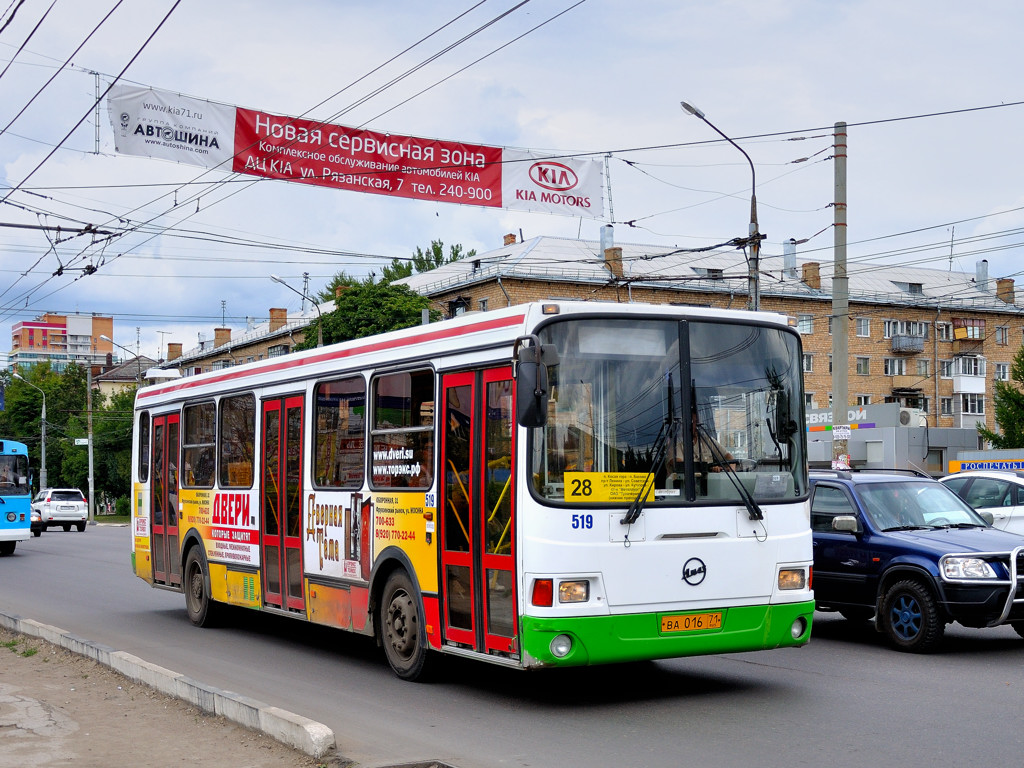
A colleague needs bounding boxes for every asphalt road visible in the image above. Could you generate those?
[3,525,1023,767]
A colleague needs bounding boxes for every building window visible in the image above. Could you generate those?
[884,320,928,339]
[479,298,488,311]
[996,326,1009,345]
[952,318,984,340]
[961,394,985,414]
[827,316,833,335]
[936,322,952,341]
[828,354,833,374]
[940,359,953,378]
[804,393,815,409]
[797,315,813,334]
[940,397,953,416]
[856,357,870,375]
[995,363,1010,381]
[855,318,870,337]
[955,356,985,377]
[856,395,871,406]
[884,358,907,376]
[267,344,289,358]
[916,359,930,377]
[802,354,813,372]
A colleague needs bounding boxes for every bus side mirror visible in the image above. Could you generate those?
[514,336,554,428]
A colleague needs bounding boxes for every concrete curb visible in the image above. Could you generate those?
[0,610,336,758]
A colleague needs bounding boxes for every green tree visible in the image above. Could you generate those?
[295,278,439,351]
[379,239,476,284]
[0,363,91,493]
[314,270,362,303]
[978,344,1024,448]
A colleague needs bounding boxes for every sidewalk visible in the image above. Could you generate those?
[0,620,343,767]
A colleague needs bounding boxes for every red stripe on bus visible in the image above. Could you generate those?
[137,313,527,401]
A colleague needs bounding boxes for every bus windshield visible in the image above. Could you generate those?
[0,454,30,494]
[530,317,807,505]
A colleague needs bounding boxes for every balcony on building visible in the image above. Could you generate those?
[952,356,987,394]
[890,375,924,392]
[890,334,925,354]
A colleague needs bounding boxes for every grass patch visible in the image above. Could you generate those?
[3,638,39,657]
[96,514,130,524]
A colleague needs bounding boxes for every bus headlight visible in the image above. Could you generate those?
[558,580,590,603]
[550,634,573,658]
[778,568,807,590]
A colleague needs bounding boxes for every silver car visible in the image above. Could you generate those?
[939,470,1024,536]
[31,488,88,532]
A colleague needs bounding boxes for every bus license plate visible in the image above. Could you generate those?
[660,612,722,633]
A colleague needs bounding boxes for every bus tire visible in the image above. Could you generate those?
[0,541,15,556]
[184,547,221,628]
[380,570,429,681]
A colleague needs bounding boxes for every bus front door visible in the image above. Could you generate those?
[261,396,305,612]
[151,413,181,586]
[440,368,517,655]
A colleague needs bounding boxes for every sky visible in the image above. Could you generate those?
[1,0,1023,364]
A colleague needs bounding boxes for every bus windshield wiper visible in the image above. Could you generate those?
[620,417,677,526]
[696,423,764,521]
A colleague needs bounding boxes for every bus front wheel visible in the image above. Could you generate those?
[184,548,221,627]
[380,570,429,681]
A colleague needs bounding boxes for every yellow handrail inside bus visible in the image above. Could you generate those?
[446,459,471,545]
[487,473,511,523]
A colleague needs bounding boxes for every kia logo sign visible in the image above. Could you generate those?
[529,161,578,191]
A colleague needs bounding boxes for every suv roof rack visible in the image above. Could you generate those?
[809,467,930,479]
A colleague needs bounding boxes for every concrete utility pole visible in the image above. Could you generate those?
[831,122,850,468]
[87,366,95,523]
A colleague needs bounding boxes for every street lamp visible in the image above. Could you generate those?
[13,373,46,490]
[271,274,323,347]
[100,334,141,385]
[680,101,763,311]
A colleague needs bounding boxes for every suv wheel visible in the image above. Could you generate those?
[880,579,944,652]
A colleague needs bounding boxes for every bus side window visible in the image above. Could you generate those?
[138,412,151,483]
[219,394,256,488]
[183,401,216,488]
[370,369,435,489]
[313,376,366,489]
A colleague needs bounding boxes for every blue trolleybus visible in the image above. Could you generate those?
[0,440,32,555]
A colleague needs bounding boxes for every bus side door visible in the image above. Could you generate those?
[151,413,181,586]
[261,395,305,612]
[440,367,517,655]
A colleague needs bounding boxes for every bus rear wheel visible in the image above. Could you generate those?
[380,570,429,681]
[0,541,15,556]
[184,548,221,627]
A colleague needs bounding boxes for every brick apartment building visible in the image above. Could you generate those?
[161,232,1021,437]
[395,233,1022,434]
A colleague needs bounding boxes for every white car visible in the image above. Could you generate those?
[939,470,1024,535]
[31,488,88,533]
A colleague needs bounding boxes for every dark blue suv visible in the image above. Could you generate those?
[811,470,1024,652]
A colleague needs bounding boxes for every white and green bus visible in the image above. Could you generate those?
[130,301,813,680]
